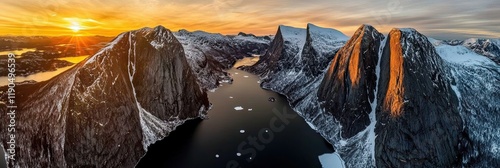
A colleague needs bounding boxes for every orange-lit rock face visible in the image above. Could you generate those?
[318,24,384,138]
[383,30,405,117]
[348,40,362,87]
[325,25,364,87]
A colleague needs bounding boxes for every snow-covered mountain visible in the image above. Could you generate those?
[461,38,500,64]
[174,30,270,90]
[0,23,497,167]
[433,41,500,167]
[439,38,500,64]
[238,23,347,104]
[241,24,499,167]
[0,26,210,167]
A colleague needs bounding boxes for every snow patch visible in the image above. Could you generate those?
[435,44,496,66]
[318,152,345,168]
[234,106,244,110]
[279,25,307,56]
[305,121,317,130]
[1,144,6,166]
[150,40,164,50]
[85,33,125,65]
[138,105,171,151]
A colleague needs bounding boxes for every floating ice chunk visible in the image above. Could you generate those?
[240,130,245,133]
[248,108,253,111]
[234,106,244,110]
[318,152,345,168]
[249,157,252,160]
[236,153,241,156]
[243,76,249,78]
[265,130,269,133]
[215,154,219,158]
[229,96,234,99]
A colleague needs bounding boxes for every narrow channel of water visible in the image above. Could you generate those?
[137,57,339,168]
[0,55,88,86]
[0,48,36,57]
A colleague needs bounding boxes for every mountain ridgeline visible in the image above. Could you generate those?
[0,23,498,168]
[240,24,500,167]
[0,26,269,167]
[374,28,463,167]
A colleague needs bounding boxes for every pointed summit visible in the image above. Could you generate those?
[375,28,463,167]
[318,24,385,138]
[0,26,210,167]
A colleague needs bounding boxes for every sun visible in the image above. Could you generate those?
[69,22,82,32]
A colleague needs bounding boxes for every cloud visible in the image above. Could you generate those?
[0,0,498,39]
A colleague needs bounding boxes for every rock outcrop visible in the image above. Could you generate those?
[318,25,384,138]
[374,28,463,167]
[0,26,210,167]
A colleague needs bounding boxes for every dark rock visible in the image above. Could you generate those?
[318,25,384,138]
[375,28,463,167]
[0,26,210,167]
[174,30,270,90]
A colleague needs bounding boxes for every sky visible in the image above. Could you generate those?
[0,0,498,40]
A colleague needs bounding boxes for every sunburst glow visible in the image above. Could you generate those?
[69,22,82,32]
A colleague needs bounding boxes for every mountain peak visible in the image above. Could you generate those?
[307,23,348,41]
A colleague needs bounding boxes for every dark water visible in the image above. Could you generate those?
[137,59,335,168]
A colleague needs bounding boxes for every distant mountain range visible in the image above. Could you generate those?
[1,24,499,167]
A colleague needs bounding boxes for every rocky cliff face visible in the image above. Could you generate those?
[374,28,463,167]
[0,26,210,167]
[242,23,499,167]
[239,24,347,105]
[318,25,384,138]
[434,41,500,167]
[174,30,270,90]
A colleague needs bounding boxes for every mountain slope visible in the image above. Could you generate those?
[0,26,210,167]
[374,28,463,167]
[434,42,500,167]
[462,38,500,64]
[174,30,270,90]
[318,25,384,138]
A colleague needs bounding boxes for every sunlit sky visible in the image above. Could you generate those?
[0,0,498,39]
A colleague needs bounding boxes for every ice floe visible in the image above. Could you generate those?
[318,152,345,168]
